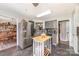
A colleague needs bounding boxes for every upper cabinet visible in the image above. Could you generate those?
[45,20,57,28]
[35,22,43,30]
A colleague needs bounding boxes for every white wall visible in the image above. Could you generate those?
[0,16,16,24]
[72,6,79,54]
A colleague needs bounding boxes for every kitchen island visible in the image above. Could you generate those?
[32,35,51,56]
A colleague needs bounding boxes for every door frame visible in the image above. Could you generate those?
[58,20,69,45]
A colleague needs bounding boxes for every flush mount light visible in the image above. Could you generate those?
[32,3,39,7]
[36,10,51,17]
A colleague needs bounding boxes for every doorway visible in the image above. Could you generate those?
[58,20,69,47]
[0,22,16,50]
[29,21,34,36]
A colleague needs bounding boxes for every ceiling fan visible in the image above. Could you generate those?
[32,3,39,7]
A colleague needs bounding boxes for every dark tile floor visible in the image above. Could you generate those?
[50,44,76,56]
[17,46,33,56]
[0,44,79,56]
[0,46,17,56]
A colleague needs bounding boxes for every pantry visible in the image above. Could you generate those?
[0,18,16,50]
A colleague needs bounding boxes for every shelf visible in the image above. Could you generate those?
[44,48,50,56]
[0,22,16,43]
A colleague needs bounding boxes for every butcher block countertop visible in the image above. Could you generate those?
[32,35,51,42]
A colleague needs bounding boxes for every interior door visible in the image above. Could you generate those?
[59,20,69,45]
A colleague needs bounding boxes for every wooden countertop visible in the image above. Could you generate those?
[32,35,51,42]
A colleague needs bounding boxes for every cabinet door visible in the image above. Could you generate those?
[25,38,32,47]
[23,32,27,38]
[45,21,53,28]
[22,20,27,30]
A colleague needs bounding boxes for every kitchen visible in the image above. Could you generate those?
[0,3,79,56]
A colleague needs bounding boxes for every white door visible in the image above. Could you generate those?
[59,21,69,45]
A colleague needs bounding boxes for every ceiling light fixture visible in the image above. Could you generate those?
[32,3,39,7]
[36,10,51,17]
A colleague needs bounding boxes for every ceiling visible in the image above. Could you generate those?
[0,3,78,20]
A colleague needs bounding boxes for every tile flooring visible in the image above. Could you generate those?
[0,44,79,56]
[0,46,17,56]
[0,42,16,51]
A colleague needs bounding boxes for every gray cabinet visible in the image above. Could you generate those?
[18,20,32,49]
[45,20,57,28]
[45,20,57,45]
